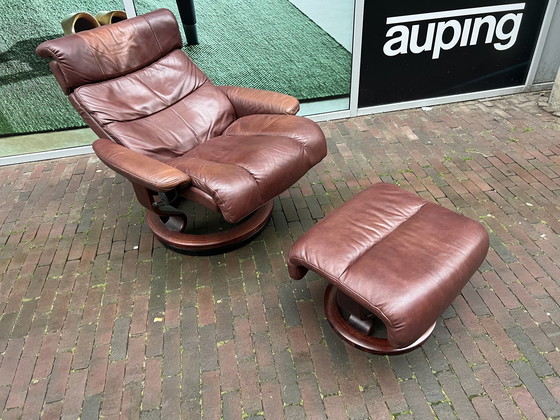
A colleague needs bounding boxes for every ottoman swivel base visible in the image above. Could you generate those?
[325,285,435,355]
[288,183,489,355]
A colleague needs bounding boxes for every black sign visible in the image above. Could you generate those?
[358,0,550,107]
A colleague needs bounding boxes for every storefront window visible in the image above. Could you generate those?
[0,0,354,161]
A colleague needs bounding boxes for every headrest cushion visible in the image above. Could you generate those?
[36,8,183,94]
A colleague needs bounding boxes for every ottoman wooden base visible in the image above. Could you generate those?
[288,183,489,355]
[325,285,435,354]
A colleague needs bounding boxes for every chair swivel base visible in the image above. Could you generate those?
[146,201,273,255]
[324,284,436,355]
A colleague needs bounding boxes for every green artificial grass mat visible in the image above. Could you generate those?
[0,0,351,137]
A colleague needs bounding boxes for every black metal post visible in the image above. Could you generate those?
[176,0,198,45]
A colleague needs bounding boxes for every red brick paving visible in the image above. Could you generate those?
[1,91,560,418]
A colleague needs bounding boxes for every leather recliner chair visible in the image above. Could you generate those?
[36,8,327,254]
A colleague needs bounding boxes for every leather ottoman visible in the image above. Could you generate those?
[287,183,489,354]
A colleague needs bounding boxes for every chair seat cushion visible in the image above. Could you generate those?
[167,114,326,222]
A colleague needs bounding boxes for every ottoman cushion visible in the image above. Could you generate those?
[288,183,489,350]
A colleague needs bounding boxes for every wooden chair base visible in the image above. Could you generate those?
[146,201,274,255]
[324,285,436,355]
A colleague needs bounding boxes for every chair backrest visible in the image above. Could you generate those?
[37,8,236,160]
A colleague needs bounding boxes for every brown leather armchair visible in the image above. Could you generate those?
[36,8,327,254]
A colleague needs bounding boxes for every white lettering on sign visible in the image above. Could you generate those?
[383,3,525,59]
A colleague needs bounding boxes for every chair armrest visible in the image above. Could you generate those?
[92,139,191,192]
[218,85,300,117]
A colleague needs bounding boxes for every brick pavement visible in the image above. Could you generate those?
[1,91,560,419]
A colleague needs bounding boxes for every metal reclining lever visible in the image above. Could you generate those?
[152,190,183,215]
